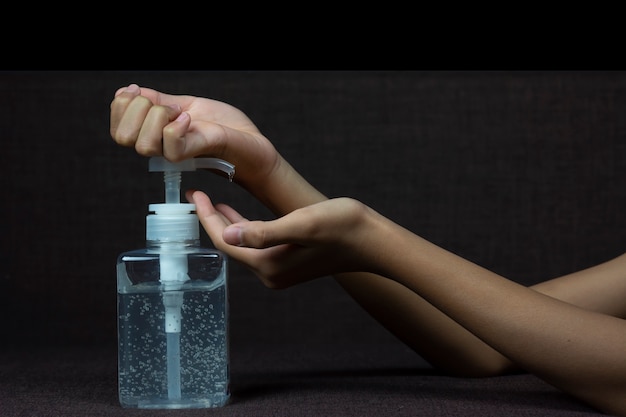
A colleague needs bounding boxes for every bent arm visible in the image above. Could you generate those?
[236,154,626,394]
[247,163,520,374]
[197,181,626,415]
[361,209,626,416]
[335,253,626,378]
[112,86,626,414]
[252,156,626,383]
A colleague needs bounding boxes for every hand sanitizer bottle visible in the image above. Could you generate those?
[116,157,235,409]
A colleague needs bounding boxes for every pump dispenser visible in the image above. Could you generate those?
[116,157,234,409]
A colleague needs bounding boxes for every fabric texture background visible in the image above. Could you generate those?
[1,71,623,416]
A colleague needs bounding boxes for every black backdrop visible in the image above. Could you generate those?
[2,70,626,354]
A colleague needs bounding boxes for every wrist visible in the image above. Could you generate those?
[250,156,327,215]
[339,200,391,274]
[354,204,428,280]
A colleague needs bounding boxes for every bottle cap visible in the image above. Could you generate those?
[146,203,199,242]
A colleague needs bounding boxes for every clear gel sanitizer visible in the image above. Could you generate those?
[116,157,234,409]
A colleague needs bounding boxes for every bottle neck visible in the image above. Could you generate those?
[146,238,201,249]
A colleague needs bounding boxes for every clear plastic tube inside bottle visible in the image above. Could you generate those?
[166,331,181,400]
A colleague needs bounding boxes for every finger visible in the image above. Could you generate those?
[111,84,185,150]
[188,191,324,288]
[189,191,265,262]
[113,84,183,107]
[184,191,246,223]
[110,84,143,144]
[223,210,312,249]
[162,119,228,162]
[187,190,252,252]
[165,119,264,167]
[187,190,230,246]
[161,111,195,162]
[134,105,184,157]
[215,203,248,224]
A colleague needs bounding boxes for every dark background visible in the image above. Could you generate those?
[2,70,626,359]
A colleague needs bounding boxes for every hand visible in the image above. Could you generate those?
[187,190,377,289]
[110,84,280,193]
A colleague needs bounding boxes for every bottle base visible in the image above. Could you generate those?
[120,394,230,409]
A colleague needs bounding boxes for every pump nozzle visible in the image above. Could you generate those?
[149,157,235,204]
[149,157,236,176]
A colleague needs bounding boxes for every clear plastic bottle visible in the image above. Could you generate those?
[116,157,234,409]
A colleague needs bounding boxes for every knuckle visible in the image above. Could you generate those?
[148,104,171,124]
[162,123,180,140]
[134,140,161,156]
[244,224,267,248]
[132,95,153,109]
[256,227,268,247]
[112,132,136,147]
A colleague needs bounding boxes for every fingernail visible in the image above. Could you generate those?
[175,111,189,122]
[223,226,243,246]
[125,83,140,93]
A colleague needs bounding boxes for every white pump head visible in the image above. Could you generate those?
[145,157,235,243]
[149,157,235,204]
[145,157,235,289]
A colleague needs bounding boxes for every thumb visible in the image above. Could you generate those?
[222,225,244,246]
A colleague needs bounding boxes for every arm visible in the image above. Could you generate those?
[369,211,626,415]
[532,253,626,320]
[110,84,325,214]
[191,196,626,416]
[112,85,626,414]
[110,85,517,375]
[334,253,626,378]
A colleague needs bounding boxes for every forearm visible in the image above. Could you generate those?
[242,165,515,375]
[248,162,516,374]
[334,271,517,376]
[247,156,327,216]
[531,252,626,319]
[364,209,626,415]
[247,169,520,375]
[334,253,626,378]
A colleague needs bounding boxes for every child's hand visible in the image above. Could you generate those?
[110,84,280,194]
[187,190,377,289]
